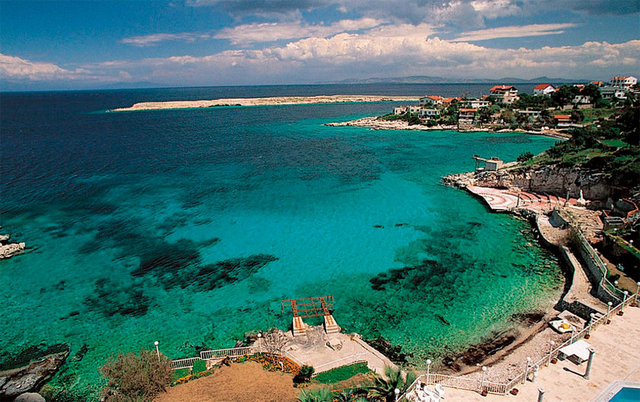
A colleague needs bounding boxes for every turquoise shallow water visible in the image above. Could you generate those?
[0,87,563,396]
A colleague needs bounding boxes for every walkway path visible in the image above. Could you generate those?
[443,305,640,401]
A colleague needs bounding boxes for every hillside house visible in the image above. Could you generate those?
[418,108,440,120]
[573,95,594,109]
[458,108,477,128]
[610,76,637,88]
[533,84,556,96]
[463,98,491,108]
[419,96,443,106]
[489,85,519,104]
[393,106,408,115]
[600,87,628,100]
[553,114,574,127]
[515,109,542,120]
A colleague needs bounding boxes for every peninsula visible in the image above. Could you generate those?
[111,95,419,112]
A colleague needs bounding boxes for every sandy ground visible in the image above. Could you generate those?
[442,304,640,401]
[112,95,418,112]
[154,362,299,402]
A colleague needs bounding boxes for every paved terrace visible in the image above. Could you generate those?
[442,305,640,401]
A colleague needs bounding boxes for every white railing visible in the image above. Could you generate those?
[402,294,637,399]
[199,346,257,360]
[170,357,203,369]
[313,353,368,373]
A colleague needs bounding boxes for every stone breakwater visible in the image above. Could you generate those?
[0,233,25,259]
[111,95,419,112]
[443,165,612,200]
[326,116,459,131]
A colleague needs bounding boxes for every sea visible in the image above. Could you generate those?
[0,84,564,397]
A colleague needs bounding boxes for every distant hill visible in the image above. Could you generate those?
[329,75,590,84]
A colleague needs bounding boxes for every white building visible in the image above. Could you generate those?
[533,84,556,96]
[393,106,407,115]
[600,87,628,100]
[610,76,637,88]
[463,99,491,108]
[490,85,519,104]
[419,96,443,106]
[418,109,440,119]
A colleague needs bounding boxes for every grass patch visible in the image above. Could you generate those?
[313,362,371,384]
[601,139,629,148]
[192,359,207,374]
[171,368,190,384]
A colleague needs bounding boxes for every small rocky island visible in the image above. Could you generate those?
[0,232,25,259]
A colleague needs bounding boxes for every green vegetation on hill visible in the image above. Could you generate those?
[519,101,640,190]
[313,362,372,384]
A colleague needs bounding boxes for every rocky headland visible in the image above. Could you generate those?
[443,165,612,201]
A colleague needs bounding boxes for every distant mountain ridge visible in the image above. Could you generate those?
[329,75,590,84]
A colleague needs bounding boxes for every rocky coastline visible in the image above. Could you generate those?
[326,116,571,138]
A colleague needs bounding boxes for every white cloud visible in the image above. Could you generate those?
[0,53,78,80]
[121,32,212,47]
[92,24,640,85]
[453,23,578,42]
[213,18,386,45]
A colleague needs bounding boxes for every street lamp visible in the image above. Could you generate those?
[547,341,555,366]
[426,359,432,382]
[607,301,613,323]
[523,357,531,384]
[620,291,629,315]
[394,388,400,402]
[481,366,487,391]
[154,341,160,360]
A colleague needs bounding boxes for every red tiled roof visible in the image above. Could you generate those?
[426,95,443,100]
[459,108,477,112]
[612,76,630,80]
[442,97,458,102]
[554,114,571,119]
[534,84,553,90]
[490,85,514,91]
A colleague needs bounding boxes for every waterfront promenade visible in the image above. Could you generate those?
[444,305,640,401]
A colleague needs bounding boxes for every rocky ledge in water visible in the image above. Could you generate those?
[0,233,26,260]
[0,344,69,399]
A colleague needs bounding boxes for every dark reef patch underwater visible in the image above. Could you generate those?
[0,85,562,397]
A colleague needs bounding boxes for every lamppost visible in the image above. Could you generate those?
[523,357,531,384]
[426,359,432,383]
[257,332,262,352]
[586,313,594,338]
[606,301,612,324]
[620,291,629,315]
[154,341,160,360]
[394,388,400,402]
[481,366,487,391]
[547,341,555,366]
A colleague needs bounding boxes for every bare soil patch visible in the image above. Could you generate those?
[154,361,298,402]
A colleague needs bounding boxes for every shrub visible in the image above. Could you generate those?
[293,365,315,385]
[100,348,172,401]
[171,368,190,384]
[298,387,332,402]
[192,359,207,374]
[517,152,534,162]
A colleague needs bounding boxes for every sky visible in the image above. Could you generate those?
[1,0,639,90]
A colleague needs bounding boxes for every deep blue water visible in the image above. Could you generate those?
[0,84,561,396]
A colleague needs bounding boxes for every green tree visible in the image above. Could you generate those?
[570,110,584,123]
[551,85,579,107]
[478,107,493,123]
[517,152,534,162]
[294,365,315,385]
[100,348,173,401]
[367,366,417,402]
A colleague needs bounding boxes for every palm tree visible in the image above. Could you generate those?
[367,366,416,402]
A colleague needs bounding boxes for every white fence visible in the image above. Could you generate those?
[402,291,637,399]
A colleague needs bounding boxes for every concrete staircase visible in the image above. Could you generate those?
[293,316,307,337]
[323,314,341,334]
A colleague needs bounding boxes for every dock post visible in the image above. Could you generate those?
[584,348,595,379]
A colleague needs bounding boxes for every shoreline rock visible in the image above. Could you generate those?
[0,344,69,399]
[0,232,26,260]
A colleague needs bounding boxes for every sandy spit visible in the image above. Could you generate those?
[111,95,419,112]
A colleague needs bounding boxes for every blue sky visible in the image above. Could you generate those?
[1,0,639,90]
